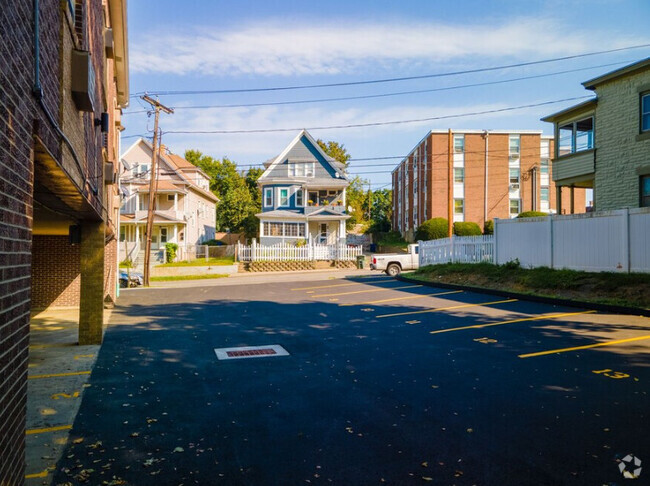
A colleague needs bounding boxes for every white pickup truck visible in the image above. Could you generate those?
[369,244,419,276]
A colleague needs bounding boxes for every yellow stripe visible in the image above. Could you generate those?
[291,278,390,291]
[26,425,72,435]
[25,470,51,479]
[28,371,91,380]
[314,284,422,298]
[519,334,650,359]
[340,290,463,306]
[429,310,596,334]
[377,299,517,318]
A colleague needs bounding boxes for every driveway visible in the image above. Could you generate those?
[52,273,650,485]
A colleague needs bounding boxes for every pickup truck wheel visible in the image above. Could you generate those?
[386,263,401,277]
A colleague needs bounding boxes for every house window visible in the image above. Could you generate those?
[289,163,315,177]
[509,168,520,185]
[119,226,125,242]
[454,168,464,183]
[509,135,520,156]
[136,164,149,178]
[278,188,289,207]
[641,175,650,207]
[453,135,465,153]
[160,228,167,244]
[509,198,520,216]
[264,188,273,207]
[642,93,650,132]
[263,222,305,237]
[296,189,304,206]
[454,198,464,215]
[559,117,594,155]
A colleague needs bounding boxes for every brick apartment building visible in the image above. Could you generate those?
[0,0,128,483]
[392,130,586,240]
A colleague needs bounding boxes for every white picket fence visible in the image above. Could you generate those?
[419,235,495,266]
[237,242,363,262]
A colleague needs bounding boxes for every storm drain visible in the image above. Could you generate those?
[214,345,289,361]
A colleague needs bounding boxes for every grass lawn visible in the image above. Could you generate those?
[150,274,229,282]
[410,262,650,309]
[156,257,235,267]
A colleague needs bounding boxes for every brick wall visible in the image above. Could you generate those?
[31,236,81,309]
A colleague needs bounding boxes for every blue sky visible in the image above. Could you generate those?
[122,0,650,188]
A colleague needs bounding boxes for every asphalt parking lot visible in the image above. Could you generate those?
[52,273,649,485]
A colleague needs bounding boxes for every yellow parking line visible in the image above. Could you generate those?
[430,310,596,334]
[26,425,72,435]
[25,469,51,479]
[377,299,517,318]
[314,284,422,298]
[291,279,391,291]
[340,290,463,307]
[28,371,91,380]
[519,334,650,359]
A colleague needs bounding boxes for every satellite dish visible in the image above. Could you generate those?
[121,159,132,171]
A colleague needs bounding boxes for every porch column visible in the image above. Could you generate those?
[174,193,178,211]
[79,221,105,345]
[556,186,563,215]
[570,186,575,214]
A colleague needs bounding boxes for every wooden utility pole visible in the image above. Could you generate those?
[140,95,173,286]
[447,129,453,237]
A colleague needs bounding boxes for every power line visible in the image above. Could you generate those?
[122,60,631,114]
[131,44,650,97]
[162,96,592,135]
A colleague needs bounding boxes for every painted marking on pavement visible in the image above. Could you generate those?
[28,371,91,380]
[474,337,498,344]
[429,310,596,334]
[592,369,631,379]
[519,334,650,359]
[74,354,95,360]
[377,299,517,318]
[314,284,422,298]
[291,279,396,291]
[51,391,80,400]
[339,290,463,306]
[25,469,52,479]
[405,320,421,325]
[26,425,72,435]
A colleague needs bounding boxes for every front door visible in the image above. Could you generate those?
[319,223,328,244]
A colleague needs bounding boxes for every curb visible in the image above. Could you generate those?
[396,274,650,317]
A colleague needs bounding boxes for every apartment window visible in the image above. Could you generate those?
[296,189,304,206]
[509,135,520,156]
[454,198,464,215]
[642,93,650,132]
[278,188,289,207]
[541,187,550,202]
[509,198,521,216]
[454,168,464,183]
[559,117,594,155]
[641,175,650,207]
[413,180,418,194]
[509,168,520,185]
[453,135,465,153]
[264,188,273,207]
[540,159,549,175]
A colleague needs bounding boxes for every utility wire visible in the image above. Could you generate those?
[123,60,630,114]
[131,44,650,97]
[162,96,592,135]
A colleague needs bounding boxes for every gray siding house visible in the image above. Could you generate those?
[257,130,350,245]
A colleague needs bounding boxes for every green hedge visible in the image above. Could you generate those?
[453,221,482,236]
[415,218,448,241]
[517,211,548,218]
[483,220,494,235]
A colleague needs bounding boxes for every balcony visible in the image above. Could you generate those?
[305,204,346,215]
[552,149,595,185]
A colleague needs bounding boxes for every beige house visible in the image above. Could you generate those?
[542,58,650,211]
[119,138,218,267]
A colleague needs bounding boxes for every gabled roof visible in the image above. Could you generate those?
[582,57,650,90]
[541,98,598,124]
[259,129,348,182]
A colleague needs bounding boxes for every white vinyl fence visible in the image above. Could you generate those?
[419,235,495,266]
[494,208,650,273]
[237,242,363,262]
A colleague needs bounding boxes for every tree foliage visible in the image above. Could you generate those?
[316,139,351,168]
[367,189,392,233]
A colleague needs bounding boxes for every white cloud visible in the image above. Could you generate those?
[130,17,638,77]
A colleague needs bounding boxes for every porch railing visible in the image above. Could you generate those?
[236,242,362,262]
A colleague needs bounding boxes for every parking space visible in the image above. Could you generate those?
[25,309,102,484]
[51,274,649,485]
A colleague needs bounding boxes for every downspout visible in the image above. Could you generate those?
[483,130,489,227]
[32,0,92,194]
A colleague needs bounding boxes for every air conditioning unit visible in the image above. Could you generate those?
[509,183,520,190]
[104,28,114,59]
[509,152,520,159]
[71,49,96,112]
[104,162,115,184]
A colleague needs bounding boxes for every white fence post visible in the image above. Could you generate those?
[493,219,499,265]
[621,208,630,273]
[547,216,554,269]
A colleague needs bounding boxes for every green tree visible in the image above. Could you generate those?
[345,176,369,229]
[185,149,241,199]
[317,139,351,168]
[368,189,392,233]
[244,167,264,207]
[217,185,255,232]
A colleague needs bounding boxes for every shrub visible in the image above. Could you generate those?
[415,218,449,241]
[483,219,494,235]
[295,239,307,247]
[517,211,548,219]
[203,239,224,246]
[453,221,482,236]
[165,242,179,263]
[119,259,134,269]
